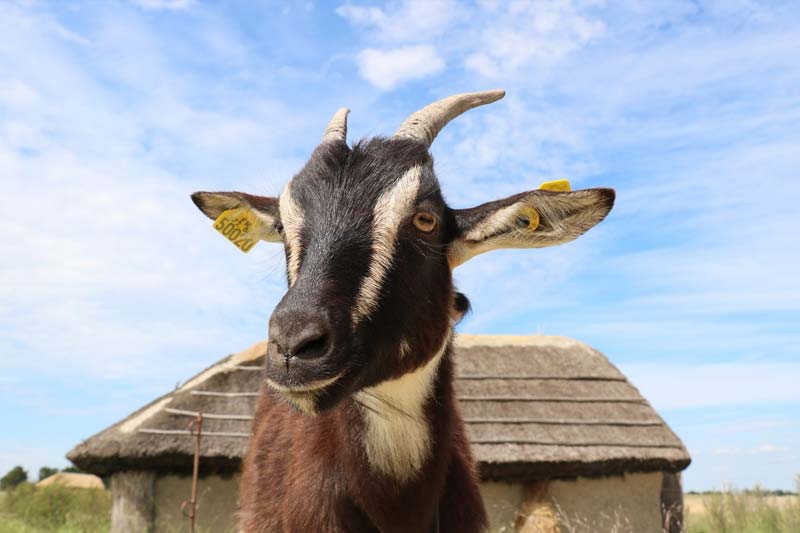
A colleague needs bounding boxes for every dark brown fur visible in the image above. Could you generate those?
[240,343,487,532]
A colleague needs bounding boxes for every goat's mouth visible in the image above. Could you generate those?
[265,372,345,415]
[266,371,343,394]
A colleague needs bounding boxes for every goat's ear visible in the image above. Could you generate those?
[449,187,615,268]
[191,191,282,243]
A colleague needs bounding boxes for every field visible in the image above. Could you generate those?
[1,483,799,532]
[685,491,800,533]
[685,493,798,516]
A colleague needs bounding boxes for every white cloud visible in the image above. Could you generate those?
[356,45,444,90]
[339,0,605,83]
[0,2,313,380]
[336,0,458,43]
[465,1,605,78]
[712,447,741,455]
[131,0,193,10]
[0,80,38,107]
[751,444,790,454]
[713,444,790,456]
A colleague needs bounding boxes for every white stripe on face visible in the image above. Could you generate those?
[279,183,304,286]
[352,166,422,326]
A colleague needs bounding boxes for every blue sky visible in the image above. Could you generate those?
[1,0,798,491]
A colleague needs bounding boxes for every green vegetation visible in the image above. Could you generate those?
[37,467,59,482]
[0,467,28,490]
[687,480,800,533]
[0,483,111,533]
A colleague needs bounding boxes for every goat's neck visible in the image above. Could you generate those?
[351,334,453,483]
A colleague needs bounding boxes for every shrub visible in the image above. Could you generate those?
[0,482,111,533]
[0,467,28,490]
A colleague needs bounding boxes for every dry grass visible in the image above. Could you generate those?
[686,483,800,533]
[555,503,637,532]
[519,483,799,533]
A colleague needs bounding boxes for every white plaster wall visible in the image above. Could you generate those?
[153,474,240,533]
[546,472,664,533]
[480,481,525,532]
[147,471,664,532]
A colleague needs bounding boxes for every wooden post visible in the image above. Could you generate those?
[111,471,156,533]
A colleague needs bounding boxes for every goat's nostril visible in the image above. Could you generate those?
[269,306,333,366]
[288,332,329,360]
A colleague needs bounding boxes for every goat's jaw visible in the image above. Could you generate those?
[266,372,344,415]
[281,390,320,415]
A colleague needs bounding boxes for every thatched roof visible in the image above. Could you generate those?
[68,335,689,481]
[36,472,105,489]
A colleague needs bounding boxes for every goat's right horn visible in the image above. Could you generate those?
[393,89,505,148]
[321,107,350,144]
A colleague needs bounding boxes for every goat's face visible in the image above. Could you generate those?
[192,90,615,414]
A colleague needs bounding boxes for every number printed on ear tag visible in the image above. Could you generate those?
[213,208,264,253]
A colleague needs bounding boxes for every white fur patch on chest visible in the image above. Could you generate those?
[353,341,446,482]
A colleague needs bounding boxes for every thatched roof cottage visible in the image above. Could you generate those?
[68,335,690,532]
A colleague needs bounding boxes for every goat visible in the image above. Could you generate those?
[191,90,615,532]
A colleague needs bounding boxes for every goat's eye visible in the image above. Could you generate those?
[412,212,437,233]
[275,222,284,236]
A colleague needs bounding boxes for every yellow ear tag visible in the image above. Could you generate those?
[539,179,572,192]
[213,208,264,253]
[517,205,540,232]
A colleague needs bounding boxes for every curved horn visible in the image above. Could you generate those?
[393,89,505,147]
[321,107,350,144]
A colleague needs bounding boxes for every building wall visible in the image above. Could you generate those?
[111,471,156,533]
[153,474,240,533]
[145,471,667,532]
[517,472,666,533]
[481,482,526,532]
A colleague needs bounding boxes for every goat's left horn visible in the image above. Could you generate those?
[321,107,350,144]
[393,89,505,148]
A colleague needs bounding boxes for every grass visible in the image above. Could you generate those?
[1,478,799,532]
[0,483,111,533]
[686,484,800,533]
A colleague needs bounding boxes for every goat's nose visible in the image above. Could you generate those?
[268,310,332,362]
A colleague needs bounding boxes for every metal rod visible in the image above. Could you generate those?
[191,412,202,533]
[180,411,202,533]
